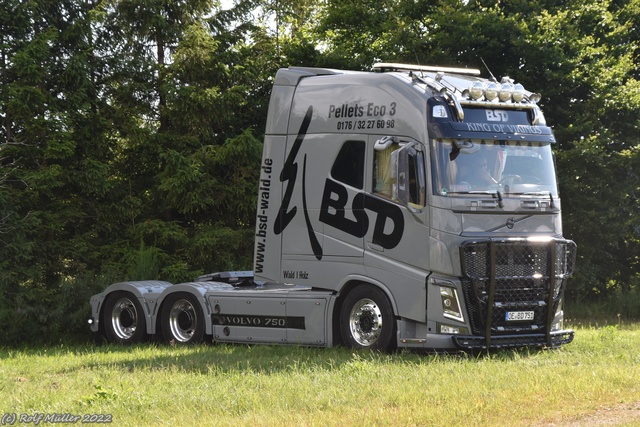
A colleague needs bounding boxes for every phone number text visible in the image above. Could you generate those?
[336,119,396,131]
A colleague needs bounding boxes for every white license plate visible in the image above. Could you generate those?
[505,311,535,321]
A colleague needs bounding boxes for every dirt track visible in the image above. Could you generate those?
[536,402,640,426]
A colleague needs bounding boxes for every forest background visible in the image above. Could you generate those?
[0,0,638,344]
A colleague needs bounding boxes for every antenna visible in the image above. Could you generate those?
[414,50,424,77]
[480,58,497,82]
[414,51,422,66]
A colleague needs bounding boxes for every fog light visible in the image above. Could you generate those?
[440,286,464,322]
[438,323,470,335]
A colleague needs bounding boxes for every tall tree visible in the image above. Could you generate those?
[0,0,120,342]
[100,0,269,278]
[0,0,272,344]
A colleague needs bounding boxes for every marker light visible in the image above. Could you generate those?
[433,105,449,118]
[468,82,484,100]
[499,83,514,102]
[484,82,499,101]
[512,84,525,102]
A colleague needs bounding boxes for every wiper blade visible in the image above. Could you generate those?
[516,191,555,208]
[519,191,550,195]
[451,190,504,208]
[495,190,504,208]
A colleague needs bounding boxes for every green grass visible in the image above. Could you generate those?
[1,324,639,426]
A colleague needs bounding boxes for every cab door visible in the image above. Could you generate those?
[363,136,429,322]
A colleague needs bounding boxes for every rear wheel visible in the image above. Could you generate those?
[340,284,396,351]
[160,293,205,344]
[103,292,146,344]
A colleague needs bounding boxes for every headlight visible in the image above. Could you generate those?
[440,286,464,322]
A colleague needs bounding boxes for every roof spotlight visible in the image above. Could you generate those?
[499,83,514,102]
[484,82,499,101]
[512,84,525,102]
[468,82,484,100]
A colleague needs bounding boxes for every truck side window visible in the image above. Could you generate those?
[373,145,398,198]
[331,140,365,189]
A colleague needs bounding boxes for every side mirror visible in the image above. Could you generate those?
[393,146,409,203]
[392,142,425,208]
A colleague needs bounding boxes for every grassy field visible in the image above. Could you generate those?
[1,324,639,427]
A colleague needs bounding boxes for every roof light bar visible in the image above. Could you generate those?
[373,62,542,108]
[463,80,539,105]
[373,62,481,76]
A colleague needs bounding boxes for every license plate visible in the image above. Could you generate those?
[505,311,534,321]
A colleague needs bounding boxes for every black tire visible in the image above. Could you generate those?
[160,293,205,344]
[103,291,146,344]
[340,284,396,351]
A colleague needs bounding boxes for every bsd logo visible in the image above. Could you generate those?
[274,105,405,261]
[486,110,509,122]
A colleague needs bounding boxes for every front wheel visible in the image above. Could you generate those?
[340,284,396,351]
[160,293,206,344]
[103,292,146,344]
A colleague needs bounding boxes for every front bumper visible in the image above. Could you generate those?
[452,329,574,350]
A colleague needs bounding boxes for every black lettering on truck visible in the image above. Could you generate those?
[319,179,405,249]
[274,105,406,260]
[274,106,323,260]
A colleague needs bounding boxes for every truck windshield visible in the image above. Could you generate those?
[431,138,558,197]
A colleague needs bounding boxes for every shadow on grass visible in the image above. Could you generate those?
[0,339,556,377]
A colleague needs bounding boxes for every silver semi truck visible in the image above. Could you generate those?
[89,63,577,351]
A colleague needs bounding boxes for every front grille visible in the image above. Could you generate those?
[460,238,576,347]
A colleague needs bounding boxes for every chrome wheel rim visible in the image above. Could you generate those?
[169,299,197,342]
[111,298,138,340]
[349,298,382,346]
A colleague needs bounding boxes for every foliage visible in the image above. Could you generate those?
[0,0,638,344]
[559,141,640,301]
[0,0,265,344]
